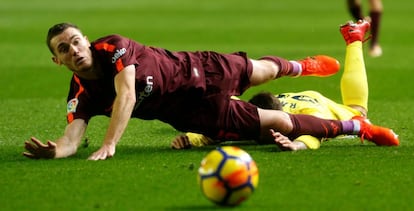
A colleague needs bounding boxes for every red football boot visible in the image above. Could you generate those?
[340,20,371,45]
[352,116,400,146]
[297,55,340,77]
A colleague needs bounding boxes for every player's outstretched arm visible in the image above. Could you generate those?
[88,65,136,161]
[23,119,87,159]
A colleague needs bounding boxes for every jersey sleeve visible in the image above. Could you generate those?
[93,35,141,73]
[66,75,93,124]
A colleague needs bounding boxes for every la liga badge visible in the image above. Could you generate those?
[67,98,79,113]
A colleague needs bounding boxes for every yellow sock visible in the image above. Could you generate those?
[340,41,368,110]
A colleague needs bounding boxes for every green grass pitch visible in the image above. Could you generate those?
[1,0,414,210]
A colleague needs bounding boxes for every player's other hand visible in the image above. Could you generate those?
[171,135,192,149]
[23,137,56,159]
[270,129,296,151]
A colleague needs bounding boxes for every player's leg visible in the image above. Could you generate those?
[339,20,370,116]
[368,0,383,57]
[249,55,340,86]
[258,109,349,142]
[199,51,339,91]
[257,108,399,146]
[347,0,364,21]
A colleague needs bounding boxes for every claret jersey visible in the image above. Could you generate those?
[66,34,210,123]
[65,34,255,140]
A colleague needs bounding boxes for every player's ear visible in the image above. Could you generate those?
[52,56,62,65]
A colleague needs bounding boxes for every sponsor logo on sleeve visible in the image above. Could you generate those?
[67,98,79,113]
[112,48,127,63]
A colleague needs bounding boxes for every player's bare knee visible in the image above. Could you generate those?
[250,59,278,85]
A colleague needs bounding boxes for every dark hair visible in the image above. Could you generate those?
[248,91,282,110]
[46,23,80,54]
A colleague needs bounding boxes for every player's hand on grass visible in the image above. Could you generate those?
[171,135,192,149]
[270,129,298,151]
[23,137,56,159]
[88,143,115,160]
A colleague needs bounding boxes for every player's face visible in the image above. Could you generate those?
[50,27,93,75]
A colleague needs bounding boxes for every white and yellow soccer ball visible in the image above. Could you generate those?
[197,146,259,206]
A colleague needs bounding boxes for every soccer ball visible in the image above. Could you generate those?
[197,146,259,206]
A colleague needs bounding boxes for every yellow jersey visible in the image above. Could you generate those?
[276,91,362,149]
[277,91,361,120]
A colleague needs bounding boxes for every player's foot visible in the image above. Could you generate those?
[369,44,382,57]
[340,20,371,45]
[297,55,340,77]
[352,116,399,146]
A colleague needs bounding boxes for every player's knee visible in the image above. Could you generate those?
[249,59,278,85]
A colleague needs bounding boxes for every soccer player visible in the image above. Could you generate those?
[24,22,398,160]
[347,0,383,57]
[171,20,399,151]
